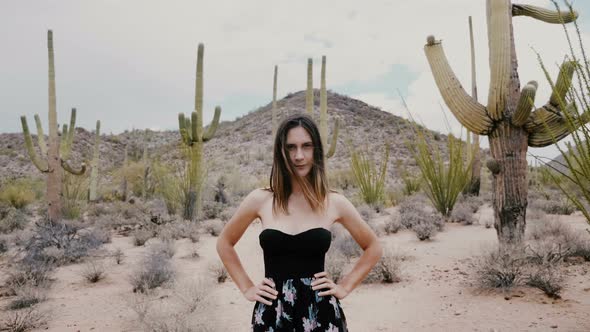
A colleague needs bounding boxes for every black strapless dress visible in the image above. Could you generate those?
[251,227,348,332]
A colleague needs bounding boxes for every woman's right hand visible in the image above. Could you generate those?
[243,277,278,305]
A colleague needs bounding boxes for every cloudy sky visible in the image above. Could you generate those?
[1,0,589,161]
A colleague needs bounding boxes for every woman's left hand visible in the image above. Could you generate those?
[311,271,349,299]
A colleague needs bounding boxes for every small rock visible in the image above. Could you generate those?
[550,325,558,329]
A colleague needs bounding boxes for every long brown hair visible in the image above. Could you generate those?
[269,114,329,215]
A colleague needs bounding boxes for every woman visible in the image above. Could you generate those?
[217,114,382,331]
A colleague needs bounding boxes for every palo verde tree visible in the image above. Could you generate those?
[178,43,221,221]
[20,30,87,222]
[424,0,584,245]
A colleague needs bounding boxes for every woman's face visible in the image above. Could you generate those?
[285,126,314,178]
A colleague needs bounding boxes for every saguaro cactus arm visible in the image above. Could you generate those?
[326,118,339,159]
[21,116,49,172]
[424,37,493,135]
[512,81,538,126]
[34,114,47,155]
[61,159,86,175]
[60,108,77,159]
[528,104,590,147]
[203,106,221,142]
[549,61,576,107]
[512,4,578,23]
[306,58,313,114]
[486,0,511,120]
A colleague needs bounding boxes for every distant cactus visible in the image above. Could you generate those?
[120,145,128,202]
[178,43,221,221]
[465,16,482,196]
[319,56,339,159]
[89,120,100,202]
[20,30,87,222]
[272,65,278,138]
[306,58,314,114]
[424,0,584,245]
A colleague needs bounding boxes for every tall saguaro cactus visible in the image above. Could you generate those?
[89,120,101,202]
[306,58,314,114]
[319,56,339,159]
[178,43,221,221]
[20,30,86,222]
[424,0,585,245]
[465,16,482,196]
[272,65,278,138]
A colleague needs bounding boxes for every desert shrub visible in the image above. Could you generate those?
[112,248,124,264]
[7,284,46,310]
[324,252,348,283]
[130,251,174,293]
[201,219,223,237]
[61,172,88,220]
[350,144,389,206]
[332,234,362,258]
[153,164,183,216]
[459,194,484,213]
[385,187,403,207]
[0,179,37,209]
[200,200,225,220]
[329,168,356,191]
[525,265,563,298]
[399,198,444,232]
[0,208,28,234]
[22,220,105,266]
[537,198,576,215]
[150,239,176,259]
[132,229,153,246]
[363,250,404,284]
[219,206,236,222]
[3,308,47,332]
[81,260,106,283]
[210,261,229,283]
[450,203,475,225]
[398,166,421,196]
[384,214,402,234]
[157,220,200,243]
[475,246,526,290]
[412,221,437,241]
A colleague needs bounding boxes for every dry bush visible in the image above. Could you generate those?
[81,260,106,283]
[130,251,175,293]
[475,246,526,290]
[525,264,563,299]
[132,229,153,246]
[173,279,212,313]
[412,221,438,241]
[219,206,236,222]
[526,216,590,261]
[7,284,46,310]
[209,261,229,283]
[384,214,402,234]
[363,249,404,284]
[2,308,47,332]
[324,251,349,283]
[450,203,475,225]
[0,208,29,234]
[332,233,362,258]
[458,195,484,213]
[150,239,176,259]
[201,219,223,237]
[156,220,200,243]
[530,197,576,215]
[201,200,225,220]
[112,247,124,264]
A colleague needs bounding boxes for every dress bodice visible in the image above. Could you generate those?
[258,227,332,279]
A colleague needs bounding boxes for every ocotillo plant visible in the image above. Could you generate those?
[178,43,221,221]
[20,30,86,222]
[319,56,339,159]
[89,120,101,202]
[306,58,314,114]
[272,65,278,138]
[350,143,390,206]
[424,0,583,245]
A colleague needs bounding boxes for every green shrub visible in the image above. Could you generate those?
[350,144,389,206]
[0,178,39,209]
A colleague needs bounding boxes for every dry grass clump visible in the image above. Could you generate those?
[209,261,229,283]
[130,251,175,293]
[7,284,47,310]
[384,213,402,234]
[156,219,200,243]
[412,221,438,241]
[0,208,29,234]
[0,179,37,209]
[2,307,47,332]
[132,228,153,246]
[475,246,526,290]
[150,239,176,259]
[81,260,106,283]
[112,247,124,264]
[458,194,484,213]
[530,197,576,215]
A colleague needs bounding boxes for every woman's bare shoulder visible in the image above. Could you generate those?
[243,188,273,206]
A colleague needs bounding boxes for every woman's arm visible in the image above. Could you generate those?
[216,189,276,302]
[312,193,383,298]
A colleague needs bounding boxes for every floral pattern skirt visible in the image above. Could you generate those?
[251,277,348,332]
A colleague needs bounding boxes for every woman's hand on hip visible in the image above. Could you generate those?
[311,271,349,299]
[243,277,278,305]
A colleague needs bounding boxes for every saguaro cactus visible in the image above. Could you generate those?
[89,120,101,202]
[466,16,482,196]
[272,65,278,138]
[306,58,314,114]
[319,56,339,158]
[178,43,221,221]
[20,30,86,222]
[424,0,585,245]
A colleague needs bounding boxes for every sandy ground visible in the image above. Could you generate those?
[1,208,590,332]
